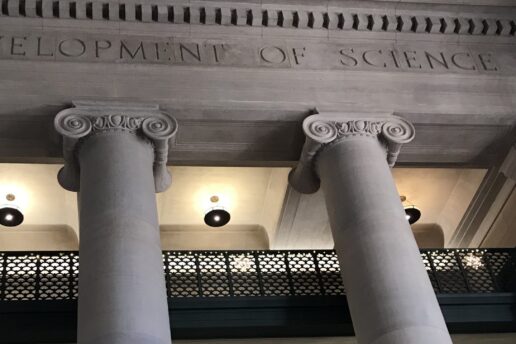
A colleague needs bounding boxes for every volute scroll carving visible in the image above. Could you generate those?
[55,111,93,138]
[289,113,415,194]
[141,116,178,192]
[54,102,178,193]
[381,117,416,166]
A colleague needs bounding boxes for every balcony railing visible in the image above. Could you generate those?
[1,248,515,301]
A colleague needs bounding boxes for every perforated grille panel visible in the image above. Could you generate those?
[288,252,322,296]
[228,252,262,296]
[39,253,74,300]
[488,250,516,289]
[420,249,516,294]
[0,252,80,301]
[71,253,79,299]
[458,250,496,293]
[0,253,3,298]
[317,251,345,296]
[4,254,38,300]
[428,250,469,293]
[421,252,440,292]
[198,252,231,297]
[0,249,514,301]
[166,252,200,298]
[259,252,292,296]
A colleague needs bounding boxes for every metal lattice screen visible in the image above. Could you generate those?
[0,252,79,301]
[0,249,515,301]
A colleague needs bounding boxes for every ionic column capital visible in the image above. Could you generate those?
[54,101,178,193]
[289,113,415,194]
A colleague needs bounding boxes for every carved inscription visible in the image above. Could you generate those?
[338,48,498,72]
[0,32,506,74]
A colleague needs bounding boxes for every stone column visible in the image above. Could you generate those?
[55,101,178,344]
[290,114,452,344]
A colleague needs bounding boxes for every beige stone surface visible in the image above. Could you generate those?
[160,225,269,250]
[1,15,515,168]
[481,186,516,247]
[412,223,445,248]
[0,164,289,250]
[274,168,486,249]
[0,163,489,251]
[0,225,78,251]
[0,164,79,232]
[437,169,488,245]
[157,166,290,243]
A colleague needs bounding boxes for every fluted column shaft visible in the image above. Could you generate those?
[55,102,177,344]
[290,114,452,344]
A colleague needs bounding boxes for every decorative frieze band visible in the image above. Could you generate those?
[1,0,515,38]
[54,101,178,193]
[289,114,415,194]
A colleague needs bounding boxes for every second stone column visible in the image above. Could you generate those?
[290,114,452,344]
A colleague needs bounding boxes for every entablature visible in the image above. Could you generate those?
[1,0,516,44]
[0,2,515,169]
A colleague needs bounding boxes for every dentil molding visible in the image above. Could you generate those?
[289,113,415,194]
[54,101,178,193]
[1,0,515,40]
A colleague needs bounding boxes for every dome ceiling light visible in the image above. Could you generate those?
[400,195,421,225]
[204,195,231,227]
[0,193,24,227]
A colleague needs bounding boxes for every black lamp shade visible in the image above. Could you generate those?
[0,206,24,227]
[204,208,230,227]
[404,206,421,225]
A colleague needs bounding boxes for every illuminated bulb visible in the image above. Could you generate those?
[204,195,231,227]
[204,208,230,227]
[0,205,24,227]
[404,204,421,225]
[401,196,421,224]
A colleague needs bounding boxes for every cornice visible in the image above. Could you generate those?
[54,101,178,193]
[1,0,515,39]
[289,113,415,194]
